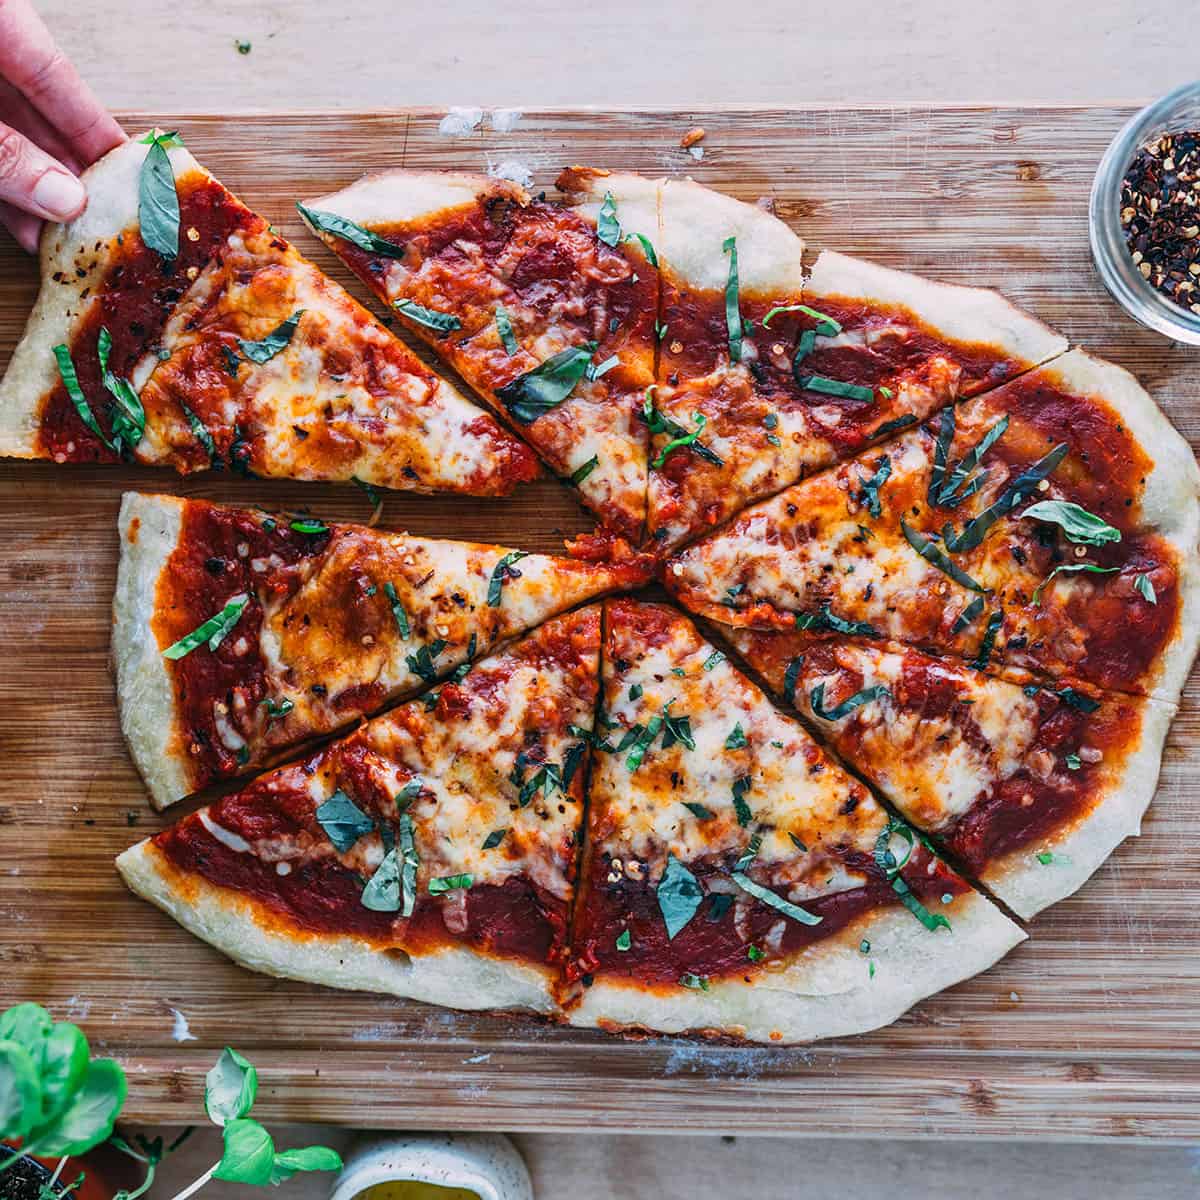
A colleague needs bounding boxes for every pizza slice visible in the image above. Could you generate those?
[565,599,1023,1044]
[0,133,538,493]
[114,493,649,808]
[116,605,601,1014]
[299,167,660,540]
[666,349,1200,702]
[648,188,1067,546]
[724,627,1174,918]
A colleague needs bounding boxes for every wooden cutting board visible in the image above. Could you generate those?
[3,106,1199,1142]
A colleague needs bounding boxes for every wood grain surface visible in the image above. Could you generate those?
[2,106,1198,1142]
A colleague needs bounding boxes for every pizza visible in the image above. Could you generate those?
[666,348,1200,702]
[564,599,1022,1042]
[114,493,649,809]
[724,627,1174,918]
[0,134,538,494]
[116,605,602,1014]
[299,167,658,541]
[647,203,1067,547]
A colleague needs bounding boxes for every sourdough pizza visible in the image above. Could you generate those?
[300,167,658,540]
[0,135,538,493]
[565,599,1022,1043]
[648,199,1066,546]
[117,606,601,1014]
[666,349,1200,702]
[114,494,648,808]
[725,627,1174,918]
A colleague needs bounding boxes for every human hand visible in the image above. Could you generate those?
[0,0,126,252]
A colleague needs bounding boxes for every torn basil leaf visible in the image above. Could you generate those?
[657,853,703,940]
[969,610,1003,671]
[482,828,507,850]
[625,230,658,267]
[398,811,419,916]
[794,374,874,403]
[1021,499,1122,547]
[783,656,804,705]
[360,848,400,912]
[596,191,621,246]
[1056,687,1100,713]
[703,650,726,671]
[643,388,724,467]
[315,790,375,853]
[53,343,112,450]
[810,682,889,722]
[1134,573,1157,604]
[238,310,304,364]
[395,299,461,336]
[97,326,146,455]
[724,722,747,750]
[763,303,840,335]
[683,801,716,820]
[652,411,712,469]
[383,582,411,638]
[855,455,892,518]
[722,236,742,363]
[138,130,182,261]
[497,342,597,423]
[901,519,984,591]
[731,871,822,926]
[296,202,405,258]
[731,775,753,827]
[950,595,986,634]
[795,605,880,639]
[180,401,217,463]
[934,415,1008,508]
[616,929,632,951]
[494,304,519,354]
[1030,563,1118,605]
[162,594,249,660]
[873,818,950,932]
[679,974,710,991]
[487,550,527,607]
[570,455,599,485]
[626,711,665,772]
[428,874,473,895]
[289,518,328,534]
[406,638,447,683]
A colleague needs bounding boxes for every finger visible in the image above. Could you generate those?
[0,0,125,166]
[0,76,82,173]
[0,197,43,254]
[0,120,86,222]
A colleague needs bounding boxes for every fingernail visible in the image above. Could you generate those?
[31,170,86,221]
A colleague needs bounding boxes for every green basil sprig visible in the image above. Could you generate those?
[137,131,183,261]
[497,342,597,424]
[1021,499,1122,547]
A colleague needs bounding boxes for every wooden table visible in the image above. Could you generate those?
[3,106,1199,1150]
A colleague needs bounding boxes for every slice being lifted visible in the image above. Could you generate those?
[300,167,660,541]
[648,192,1067,546]
[666,349,1200,702]
[566,599,1022,1043]
[116,606,601,1014]
[725,628,1174,918]
[114,493,649,808]
[0,134,537,494]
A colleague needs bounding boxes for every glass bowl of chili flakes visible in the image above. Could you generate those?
[1090,81,1200,346]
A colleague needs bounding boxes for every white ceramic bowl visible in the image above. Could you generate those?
[328,1133,533,1200]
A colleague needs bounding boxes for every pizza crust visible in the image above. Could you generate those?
[807,250,1068,371]
[0,136,201,457]
[111,492,193,809]
[567,890,1024,1044]
[556,166,660,257]
[116,838,558,1014]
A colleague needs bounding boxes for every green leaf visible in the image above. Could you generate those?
[398,810,419,917]
[970,609,1003,671]
[660,706,695,751]
[570,455,599,485]
[138,132,181,260]
[1056,686,1100,713]
[405,638,447,683]
[383,581,411,638]
[269,1145,343,1185]
[928,406,956,504]
[625,231,658,267]
[762,303,841,334]
[901,519,984,592]
[794,374,874,403]
[596,191,621,246]
[782,656,804,705]
[731,872,822,926]
[497,342,597,423]
[587,354,619,381]
[488,550,527,607]
[395,299,461,336]
[657,854,703,940]
[855,455,892,518]
[26,1059,127,1156]
[722,236,742,363]
[180,401,217,463]
[626,710,665,772]
[934,415,1008,507]
[0,1003,52,1054]
[1065,753,1082,770]
[747,945,765,962]
[428,873,473,895]
[1134,572,1158,604]
[162,594,249,660]
[873,819,950,933]
[810,682,890,722]
[679,974,710,991]
[731,775,753,827]
[1021,499,1122,547]
[652,411,712,470]
[642,388,724,467]
[204,1047,258,1127]
[494,304,519,354]
[795,605,880,639]
[0,1041,41,1141]
[53,344,112,450]
[616,929,632,951]
[97,327,146,456]
[361,848,401,912]
[950,595,986,635]
[628,683,643,701]
[482,828,507,850]
[703,650,726,671]
[683,801,716,820]
[290,517,328,535]
[214,1118,275,1185]
[1031,563,1119,605]
[296,202,406,258]
[37,1023,88,1125]
[238,310,304,364]
[724,722,747,750]
[315,791,375,853]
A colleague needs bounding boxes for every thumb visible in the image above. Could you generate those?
[0,120,86,224]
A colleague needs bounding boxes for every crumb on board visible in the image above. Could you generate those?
[439,107,484,136]
[681,126,706,148]
[170,1007,197,1042]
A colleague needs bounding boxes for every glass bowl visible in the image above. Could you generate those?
[1089,80,1200,345]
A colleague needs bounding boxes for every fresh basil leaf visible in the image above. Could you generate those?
[810,682,890,722]
[1134,572,1158,604]
[383,581,411,638]
[428,873,473,894]
[891,874,952,932]
[731,871,822,926]
[1056,687,1100,713]
[970,609,1003,671]
[794,374,874,402]
[1036,850,1071,865]
[855,455,892,518]
[762,303,840,335]
[660,707,695,751]
[361,848,400,912]
[683,801,716,820]
[238,310,304,364]
[782,656,804,705]
[482,828,507,850]
[53,344,112,450]
[642,388,724,467]
[487,550,527,607]
[731,775,753,827]
[25,1059,127,1156]
[570,455,599,485]
[38,1023,89,1125]
[1031,563,1119,605]
[901,518,984,591]
[290,518,328,535]
[789,832,808,852]
[733,833,763,874]
[497,342,597,423]
[398,811,419,917]
[1065,753,1082,770]
[872,819,951,932]
[724,722,747,750]
[204,1047,257,1127]
[928,406,955,504]
[935,415,1008,507]
[179,401,217,463]
[162,594,249,660]
[596,191,621,246]
[868,413,917,440]
[703,650,726,671]
[97,327,146,455]
[296,202,406,258]
[587,354,619,381]
[679,974,710,991]
[395,299,461,336]
[405,638,447,683]
[657,854,703,940]
[138,132,181,261]
[493,304,519,355]
[652,411,712,470]
[626,710,665,772]
[615,928,632,951]
[795,605,880,639]
[625,230,658,267]
[722,236,742,363]
[315,791,375,853]
[214,1118,275,1185]
[269,1145,343,1185]
[0,1041,41,1141]
[1021,499,1122,547]
[790,327,817,374]
[950,595,986,634]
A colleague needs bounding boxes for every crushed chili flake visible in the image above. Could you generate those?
[1120,131,1200,314]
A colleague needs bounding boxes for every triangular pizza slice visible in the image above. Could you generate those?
[666,349,1200,702]
[114,493,649,808]
[299,167,659,541]
[116,605,601,1014]
[725,627,1174,918]
[648,184,1066,547]
[0,134,538,494]
[565,599,1022,1044]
